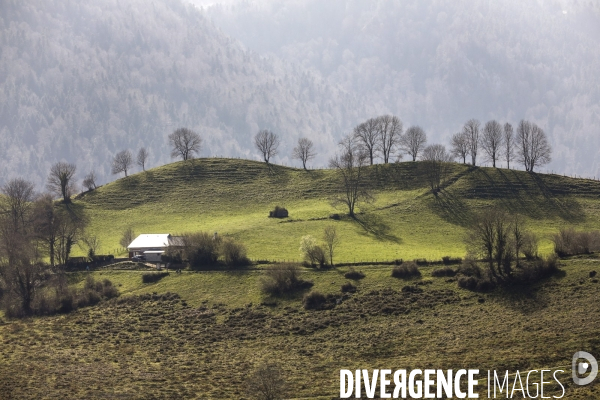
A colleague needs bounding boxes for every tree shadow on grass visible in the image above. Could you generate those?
[353,213,402,244]
[528,173,586,223]
[428,189,473,227]
[488,270,566,315]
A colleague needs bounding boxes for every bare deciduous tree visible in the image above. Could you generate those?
[463,119,480,166]
[353,117,379,165]
[400,126,427,161]
[465,207,512,280]
[421,144,453,191]
[112,150,133,177]
[32,194,60,267]
[119,227,135,249]
[1,178,35,233]
[245,362,287,400]
[450,131,469,164]
[377,115,403,163]
[54,207,87,266]
[83,235,101,259]
[516,120,552,172]
[254,129,280,164]
[47,162,77,203]
[323,225,339,266]
[503,123,515,169]
[137,147,149,171]
[0,248,45,316]
[169,127,202,161]
[292,137,316,170]
[82,171,98,191]
[481,120,504,167]
[329,135,371,217]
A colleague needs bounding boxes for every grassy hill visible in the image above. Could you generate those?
[3,159,600,398]
[78,158,600,262]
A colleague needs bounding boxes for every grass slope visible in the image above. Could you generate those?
[1,259,600,398]
[78,158,600,262]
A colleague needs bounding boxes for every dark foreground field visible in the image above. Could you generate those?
[1,258,600,399]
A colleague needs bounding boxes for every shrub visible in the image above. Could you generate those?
[442,256,462,265]
[299,235,327,268]
[521,232,539,260]
[341,282,356,293]
[431,266,456,277]
[457,276,495,292]
[221,238,249,267]
[269,205,289,218]
[260,264,313,296]
[303,291,327,310]
[401,285,424,293]
[552,228,600,256]
[182,232,221,268]
[391,262,420,279]
[142,272,169,283]
[516,255,559,283]
[457,258,482,278]
[344,269,365,280]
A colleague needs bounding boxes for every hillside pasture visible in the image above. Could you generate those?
[77,159,600,262]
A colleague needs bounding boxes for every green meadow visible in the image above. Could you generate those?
[2,158,600,398]
[2,258,600,398]
[78,158,600,262]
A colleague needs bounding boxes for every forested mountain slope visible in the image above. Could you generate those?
[203,0,600,178]
[0,0,364,187]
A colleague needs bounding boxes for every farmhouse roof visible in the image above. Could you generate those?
[127,234,183,250]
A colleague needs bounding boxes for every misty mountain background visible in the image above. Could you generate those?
[1,0,599,189]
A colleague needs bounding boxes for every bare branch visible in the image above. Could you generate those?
[168,128,202,161]
[421,144,453,191]
[82,171,98,191]
[292,137,316,170]
[137,147,149,171]
[450,131,469,164]
[503,123,515,169]
[328,135,371,217]
[47,161,77,203]
[481,120,504,167]
[353,118,379,165]
[463,119,480,166]
[377,115,403,163]
[254,130,280,164]
[516,120,552,172]
[400,126,427,161]
[112,150,133,177]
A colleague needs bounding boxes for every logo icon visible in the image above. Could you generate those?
[572,351,598,385]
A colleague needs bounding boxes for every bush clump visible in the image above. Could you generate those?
[269,205,289,218]
[142,272,169,283]
[344,269,365,280]
[401,285,424,293]
[341,282,357,293]
[299,235,327,268]
[431,266,457,277]
[441,256,462,265]
[6,276,119,318]
[456,258,483,278]
[515,255,559,283]
[221,238,250,267]
[260,264,313,296]
[457,276,495,292]
[303,291,327,310]
[552,228,600,257]
[391,262,421,279]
